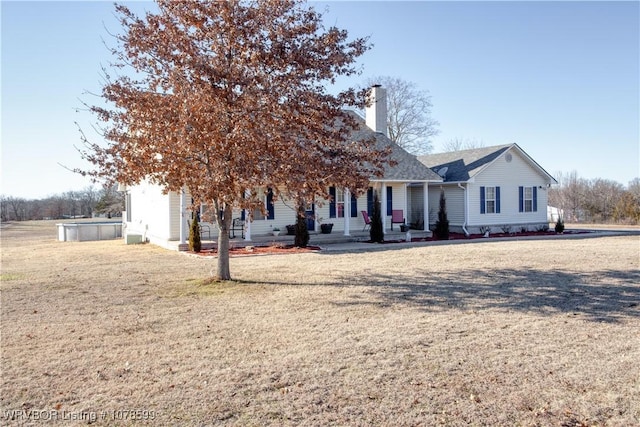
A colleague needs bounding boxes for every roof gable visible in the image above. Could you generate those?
[348,112,442,182]
[417,143,556,183]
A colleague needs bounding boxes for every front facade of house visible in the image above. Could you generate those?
[121,87,443,249]
[122,179,431,248]
[121,86,558,248]
[419,144,558,235]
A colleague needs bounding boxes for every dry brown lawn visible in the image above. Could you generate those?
[1,220,639,426]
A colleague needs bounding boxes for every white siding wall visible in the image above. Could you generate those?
[382,184,407,229]
[130,183,412,246]
[428,185,465,227]
[168,191,182,240]
[468,150,550,231]
[408,185,424,228]
[125,181,173,246]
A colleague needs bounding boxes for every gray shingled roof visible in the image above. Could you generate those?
[417,144,513,182]
[348,112,442,182]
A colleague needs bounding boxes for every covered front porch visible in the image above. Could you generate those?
[176,181,433,248]
[173,228,433,251]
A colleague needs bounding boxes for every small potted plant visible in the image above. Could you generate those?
[272,227,281,236]
[320,223,334,234]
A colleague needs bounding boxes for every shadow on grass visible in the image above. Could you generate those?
[239,267,640,323]
[333,267,640,323]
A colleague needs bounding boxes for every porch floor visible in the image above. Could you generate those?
[174,229,431,251]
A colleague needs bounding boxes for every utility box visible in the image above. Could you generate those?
[126,234,143,245]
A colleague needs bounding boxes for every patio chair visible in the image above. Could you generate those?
[391,209,405,230]
[361,210,371,231]
[187,220,212,240]
[229,218,245,239]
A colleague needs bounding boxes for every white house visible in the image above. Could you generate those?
[121,86,558,248]
[121,86,443,249]
[417,144,558,235]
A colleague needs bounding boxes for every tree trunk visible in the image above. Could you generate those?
[215,204,233,281]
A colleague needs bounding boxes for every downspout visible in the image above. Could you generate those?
[179,188,187,244]
[458,183,469,237]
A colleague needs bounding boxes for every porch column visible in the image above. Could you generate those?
[423,183,429,231]
[244,190,252,241]
[403,183,408,225]
[343,187,351,236]
[380,181,387,233]
[179,188,187,244]
[244,213,251,241]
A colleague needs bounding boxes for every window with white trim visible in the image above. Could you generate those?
[336,188,345,218]
[519,186,538,213]
[485,186,496,214]
[253,188,265,220]
[524,187,533,212]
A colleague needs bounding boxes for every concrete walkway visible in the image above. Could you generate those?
[319,227,640,254]
[176,227,639,253]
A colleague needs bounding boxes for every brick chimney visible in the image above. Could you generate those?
[365,85,388,137]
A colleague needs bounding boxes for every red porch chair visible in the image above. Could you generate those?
[361,210,371,231]
[391,209,405,230]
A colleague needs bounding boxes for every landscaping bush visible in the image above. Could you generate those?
[294,203,309,247]
[370,190,384,243]
[189,216,202,252]
[434,190,449,240]
[555,217,565,233]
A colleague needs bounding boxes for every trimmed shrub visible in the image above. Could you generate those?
[434,189,449,240]
[189,216,202,252]
[555,217,565,233]
[294,203,309,247]
[370,190,384,243]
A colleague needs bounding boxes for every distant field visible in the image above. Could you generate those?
[1,220,639,426]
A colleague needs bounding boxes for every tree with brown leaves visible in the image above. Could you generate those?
[77,0,390,280]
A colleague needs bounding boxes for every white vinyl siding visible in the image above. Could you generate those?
[126,181,173,245]
[428,185,465,226]
[468,149,550,227]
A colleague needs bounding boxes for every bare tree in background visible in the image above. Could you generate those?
[440,137,485,152]
[363,76,439,155]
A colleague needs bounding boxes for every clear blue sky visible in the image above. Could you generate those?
[2,1,638,199]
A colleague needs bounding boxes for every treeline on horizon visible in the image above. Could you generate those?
[1,172,639,224]
[1,185,124,222]
[548,172,639,224]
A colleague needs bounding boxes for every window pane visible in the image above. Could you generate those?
[486,187,495,199]
[525,187,532,199]
[487,201,495,214]
[525,200,533,212]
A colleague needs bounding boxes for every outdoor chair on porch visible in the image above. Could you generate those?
[361,210,371,231]
[187,220,211,240]
[229,218,245,239]
[391,209,405,230]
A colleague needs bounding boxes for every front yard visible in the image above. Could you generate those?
[1,221,638,425]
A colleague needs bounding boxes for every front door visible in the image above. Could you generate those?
[305,203,315,231]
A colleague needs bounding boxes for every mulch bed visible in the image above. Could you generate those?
[190,244,322,257]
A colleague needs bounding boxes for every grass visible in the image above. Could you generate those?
[1,220,639,426]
